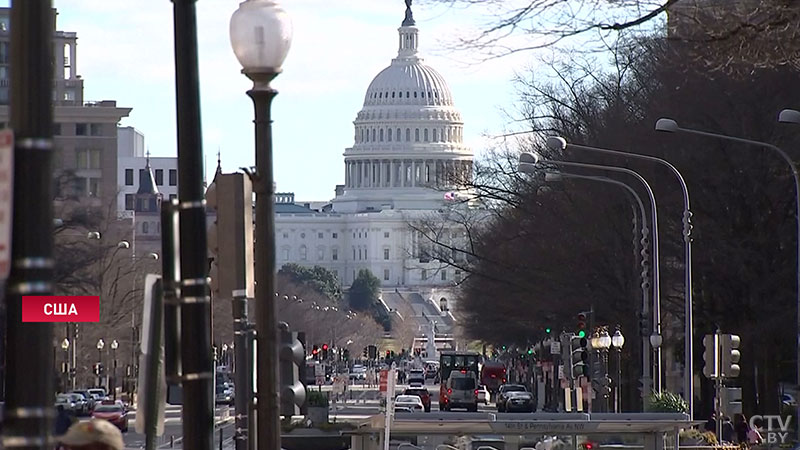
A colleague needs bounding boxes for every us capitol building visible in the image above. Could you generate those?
[275,3,473,334]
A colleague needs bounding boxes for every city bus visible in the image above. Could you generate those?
[439,351,480,407]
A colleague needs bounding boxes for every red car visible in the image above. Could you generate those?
[403,387,431,412]
[92,401,128,432]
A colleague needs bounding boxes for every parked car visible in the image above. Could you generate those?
[403,386,431,412]
[216,384,234,405]
[67,392,90,416]
[504,390,535,412]
[477,385,490,405]
[496,384,528,412]
[442,371,478,412]
[92,401,129,432]
[87,388,108,401]
[394,395,424,413]
[71,390,97,412]
[407,368,425,386]
[56,394,77,414]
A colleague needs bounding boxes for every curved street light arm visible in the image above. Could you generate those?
[557,137,694,417]
[522,158,663,393]
[547,171,654,403]
[667,122,800,424]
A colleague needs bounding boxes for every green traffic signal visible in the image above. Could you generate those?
[545,327,551,334]
[527,349,533,355]
[577,330,586,338]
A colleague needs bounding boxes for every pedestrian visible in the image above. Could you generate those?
[57,418,124,450]
[734,413,761,445]
[721,415,735,443]
[54,405,72,436]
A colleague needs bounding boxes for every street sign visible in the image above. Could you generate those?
[379,369,388,396]
[550,341,561,354]
[314,363,325,377]
[315,375,325,386]
[0,130,13,279]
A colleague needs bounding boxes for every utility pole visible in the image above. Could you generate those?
[172,0,213,448]
[4,2,55,449]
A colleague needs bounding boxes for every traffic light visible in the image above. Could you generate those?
[545,327,552,335]
[312,344,319,359]
[719,334,741,378]
[385,350,391,359]
[322,343,329,360]
[363,346,368,358]
[278,322,306,416]
[570,335,589,378]
[638,311,650,337]
[343,349,350,361]
[576,313,587,338]
[702,334,719,379]
[368,345,377,359]
[720,386,743,416]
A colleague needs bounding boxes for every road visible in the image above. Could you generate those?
[117,404,235,449]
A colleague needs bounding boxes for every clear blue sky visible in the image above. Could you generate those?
[39,0,535,200]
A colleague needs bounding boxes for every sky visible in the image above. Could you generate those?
[41,0,537,201]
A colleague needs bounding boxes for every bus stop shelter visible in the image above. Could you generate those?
[347,412,697,450]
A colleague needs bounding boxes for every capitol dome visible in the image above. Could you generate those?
[333,1,474,214]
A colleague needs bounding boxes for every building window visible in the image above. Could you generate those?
[332,248,338,261]
[169,169,177,186]
[424,128,429,142]
[384,232,390,238]
[384,248,390,260]
[455,270,462,282]
[353,247,356,259]
[318,232,323,239]
[299,245,307,261]
[125,194,135,210]
[441,271,447,281]
[317,247,324,261]
[76,123,87,136]
[372,129,376,141]
[332,232,338,239]
[300,232,306,239]
[384,269,390,281]
[397,128,401,142]
[155,169,163,186]
[421,269,427,280]
[406,128,410,141]
[358,232,361,238]
[143,222,149,234]
[76,149,100,169]
[379,129,384,141]
[88,178,100,197]
[125,169,134,186]
[282,248,290,260]
[415,128,420,142]
[365,248,368,259]
[90,123,103,136]
[283,232,289,239]
[388,128,392,142]
[358,248,362,260]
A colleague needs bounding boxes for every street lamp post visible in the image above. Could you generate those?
[111,339,118,400]
[61,338,70,393]
[537,171,653,405]
[611,327,625,413]
[592,328,612,412]
[96,338,105,388]
[229,2,293,449]
[519,153,664,394]
[657,116,800,424]
[548,136,694,417]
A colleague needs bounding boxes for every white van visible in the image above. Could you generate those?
[442,371,478,412]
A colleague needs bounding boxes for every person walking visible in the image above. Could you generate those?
[733,413,750,445]
[54,405,73,436]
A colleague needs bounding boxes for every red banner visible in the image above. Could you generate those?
[21,296,100,322]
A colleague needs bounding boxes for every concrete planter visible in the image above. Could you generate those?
[307,406,329,425]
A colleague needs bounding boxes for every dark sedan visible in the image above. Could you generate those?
[504,391,535,413]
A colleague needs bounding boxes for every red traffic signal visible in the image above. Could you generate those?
[322,343,329,351]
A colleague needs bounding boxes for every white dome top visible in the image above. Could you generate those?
[364,62,454,107]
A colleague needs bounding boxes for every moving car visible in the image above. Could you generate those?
[56,394,77,413]
[504,390,535,412]
[67,392,90,416]
[87,388,108,401]
[92,401,129,432]
[441,371,478,412]
[394,395,424,413]
[408,368,425,386]
[477,385,490,405]
[216,384,235,405]
[71,390,96,412]
[480,361,507,394]
[403,386,431,412]
[496,384,528,412]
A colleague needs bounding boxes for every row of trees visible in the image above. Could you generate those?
[413,2,800,417]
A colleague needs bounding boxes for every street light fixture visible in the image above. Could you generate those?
[110,339,119,400]
[658,115,800,420]
[97,338,105,388]
[547,136,695,418]
[229,1,293,449]
[611,327,625,413]
[519,152,664,393]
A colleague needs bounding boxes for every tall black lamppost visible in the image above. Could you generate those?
[96,338,105,388]
[110,339,118,400]
[229,2,293,449]
[591,328,612,412]
[61,338,70,393]
[611,327,625,413]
